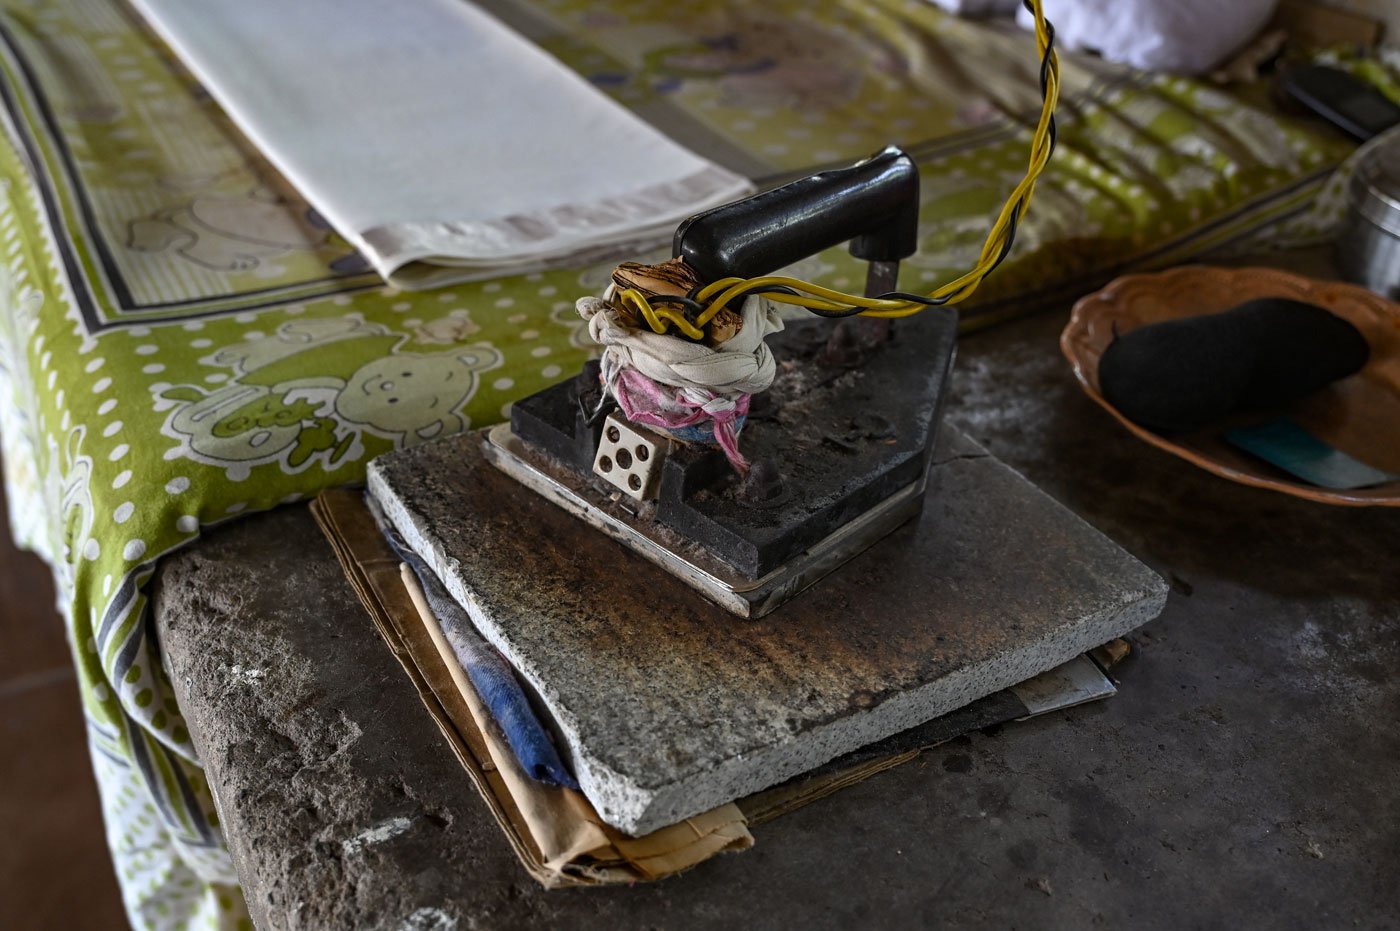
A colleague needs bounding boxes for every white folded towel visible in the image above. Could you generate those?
[128,0,754,288]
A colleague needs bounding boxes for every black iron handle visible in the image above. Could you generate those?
[673,146,921,283]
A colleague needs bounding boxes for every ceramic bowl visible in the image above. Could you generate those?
[1061,265,1400,506]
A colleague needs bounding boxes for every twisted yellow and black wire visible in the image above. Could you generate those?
[618,0,1059,342]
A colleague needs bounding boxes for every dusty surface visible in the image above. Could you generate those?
[154,307,1400,930]
[369,426,1163,834]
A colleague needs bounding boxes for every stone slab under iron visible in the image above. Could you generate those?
[368,426,1168,836]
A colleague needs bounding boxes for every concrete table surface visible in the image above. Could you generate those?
[153,306,1400,931]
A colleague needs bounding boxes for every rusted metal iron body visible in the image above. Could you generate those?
[502,313,958,615]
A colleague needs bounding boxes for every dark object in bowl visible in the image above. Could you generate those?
[1062,265,1400,506]
[1097,297,1370,434]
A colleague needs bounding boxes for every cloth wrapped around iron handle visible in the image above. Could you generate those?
[672,146,920,283]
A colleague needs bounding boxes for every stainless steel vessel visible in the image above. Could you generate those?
[1338,132,1400,299]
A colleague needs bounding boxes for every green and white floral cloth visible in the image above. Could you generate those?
[0,0,1387,927]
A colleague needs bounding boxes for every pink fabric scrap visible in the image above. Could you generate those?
[612,366,752,473]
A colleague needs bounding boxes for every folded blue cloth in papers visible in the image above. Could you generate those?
[369,496,580,789]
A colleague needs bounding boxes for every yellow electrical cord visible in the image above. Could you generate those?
[620,0,1060,338]
[616,287,708,341]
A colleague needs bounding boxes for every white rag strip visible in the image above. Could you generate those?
[578,294,785,397]
[127,0,754,289]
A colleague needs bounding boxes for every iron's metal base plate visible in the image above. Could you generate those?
[482,422,926,618]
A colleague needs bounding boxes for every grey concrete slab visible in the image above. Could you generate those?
[367,427,1166,835]
[153,305,1400,931]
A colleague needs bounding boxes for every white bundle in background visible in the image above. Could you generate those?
[1015,0,1279,75]
[924,0,1021,15]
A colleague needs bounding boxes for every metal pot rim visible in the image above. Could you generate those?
[1348,134,1400,236]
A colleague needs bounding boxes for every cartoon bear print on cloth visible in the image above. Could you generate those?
[126,181,368,275]
[594,13,888,110]
[335,347,500,443]
[410,309,480,345]
[157,314,501,480]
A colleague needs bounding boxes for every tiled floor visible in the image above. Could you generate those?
[0,472,129,930]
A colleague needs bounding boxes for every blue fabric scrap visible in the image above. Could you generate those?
[369,495,580,790]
